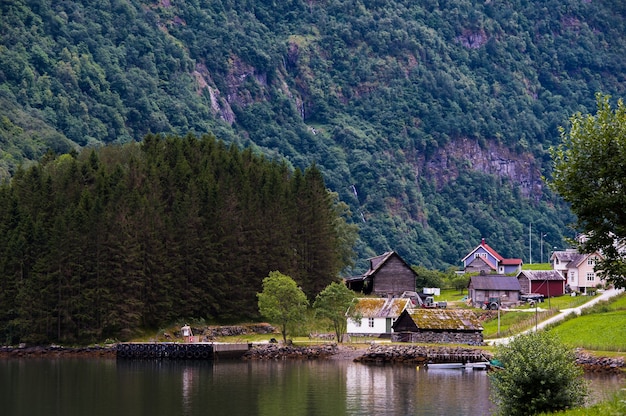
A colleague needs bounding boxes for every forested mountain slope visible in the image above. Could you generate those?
[2,0,626,270]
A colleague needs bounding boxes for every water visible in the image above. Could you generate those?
[0,358,622,416]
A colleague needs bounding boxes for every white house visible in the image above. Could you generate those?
[551,249,605,294]
[347,297,411,336]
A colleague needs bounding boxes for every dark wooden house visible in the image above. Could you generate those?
[468,274,521,307]
[344,251,416,297]
[517,270,565,297]
[391,309,483,345]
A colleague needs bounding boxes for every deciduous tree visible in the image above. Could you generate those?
[257,271,309,343]
[550,93,626,288]
[489,331,587,416]
[313,281,358,343]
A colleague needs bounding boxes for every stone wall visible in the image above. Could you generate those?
[354,344,490,365]
[243,343,338,360]
[392,330,483,346]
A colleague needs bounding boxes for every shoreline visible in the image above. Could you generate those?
[2,343,623,374]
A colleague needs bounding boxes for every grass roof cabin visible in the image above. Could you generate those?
[391,309,484,345]
[346,297,411,337]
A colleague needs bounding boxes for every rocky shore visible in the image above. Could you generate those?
[241,343,626,374]
[1,343,623,374]
[243,343,339,360]
[353,344,492,365]
[0,344,116,358]
[575,349,625,374]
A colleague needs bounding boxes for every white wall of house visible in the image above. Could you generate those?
[347,317,392,334]
[574,255,604,293]
[557,254,605,293]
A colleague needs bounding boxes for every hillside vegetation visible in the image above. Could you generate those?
[2,0,626,270]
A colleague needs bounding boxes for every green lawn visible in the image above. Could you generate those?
[539,387,626,416]
[482,309,557,338]
[437,288,468,302]
[515,294,598,311]
[549,310,626,351]
[523,263,552,270]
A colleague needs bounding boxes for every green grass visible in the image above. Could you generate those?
[538,388,626,416]
[483,309,557,338]
[549,311,626,351]
[516,294,599,311]
[523,263,552,270]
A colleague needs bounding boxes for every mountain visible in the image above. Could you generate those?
[2,0,626,271]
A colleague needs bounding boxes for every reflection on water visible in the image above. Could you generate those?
[0,358,622,416]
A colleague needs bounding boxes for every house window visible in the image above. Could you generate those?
[588,257,596,266]
[368,318,375,328]
[587,272,595,282]
[569,271,575,282]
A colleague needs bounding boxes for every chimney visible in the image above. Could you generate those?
[481,238,486,245]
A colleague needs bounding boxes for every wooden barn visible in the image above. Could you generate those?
[517,270,565,297]
[391,309,484,345]
[468,274,521,307]
[344,251,417,297]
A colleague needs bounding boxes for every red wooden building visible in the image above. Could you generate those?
[517,270,565,297]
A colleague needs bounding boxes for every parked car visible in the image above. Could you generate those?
[520,293,545,304]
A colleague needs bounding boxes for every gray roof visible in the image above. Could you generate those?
[517,270,565,281]
[470,275,521,291]
[552,249,585,266]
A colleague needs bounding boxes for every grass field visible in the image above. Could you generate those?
[548,292,626,351]
[513,293,598,311]
[482,309,557,338]
[538,388,626,416]
[522,263,552,270]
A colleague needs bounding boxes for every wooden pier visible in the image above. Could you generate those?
[116,342,250,360]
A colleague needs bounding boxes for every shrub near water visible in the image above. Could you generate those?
[490,331,588,416]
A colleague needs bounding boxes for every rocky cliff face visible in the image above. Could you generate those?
[420,137,543,200]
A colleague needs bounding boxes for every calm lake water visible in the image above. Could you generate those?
[1,358,623,416]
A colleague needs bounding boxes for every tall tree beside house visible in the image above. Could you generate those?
[313,281,359,343]
[550,93,626,289]
[257,271,309,343]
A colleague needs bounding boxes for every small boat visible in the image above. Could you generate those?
[424,362,491,370]
[464,362,489,371]
[425,363,465,370]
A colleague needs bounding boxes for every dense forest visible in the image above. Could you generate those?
[2,0,626,270]
[0,135,357,343]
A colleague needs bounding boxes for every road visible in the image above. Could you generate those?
[487,287,624,346]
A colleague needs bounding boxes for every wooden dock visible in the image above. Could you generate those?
[116,342,250,360]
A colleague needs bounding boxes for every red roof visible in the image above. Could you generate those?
[480,238,504,261]
[501,258,523,265]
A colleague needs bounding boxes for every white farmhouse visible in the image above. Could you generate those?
[347,297,411,337]
[551,249,605,294]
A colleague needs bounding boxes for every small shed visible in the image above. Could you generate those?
[468,274,521,307]
[346,297,411,336]
[344,251,417,297]
[391,309,483,345]
[517,270,565,297]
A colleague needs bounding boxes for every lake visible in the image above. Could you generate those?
[0,358,622,416]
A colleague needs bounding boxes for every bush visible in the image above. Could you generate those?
[489,331,588,416]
